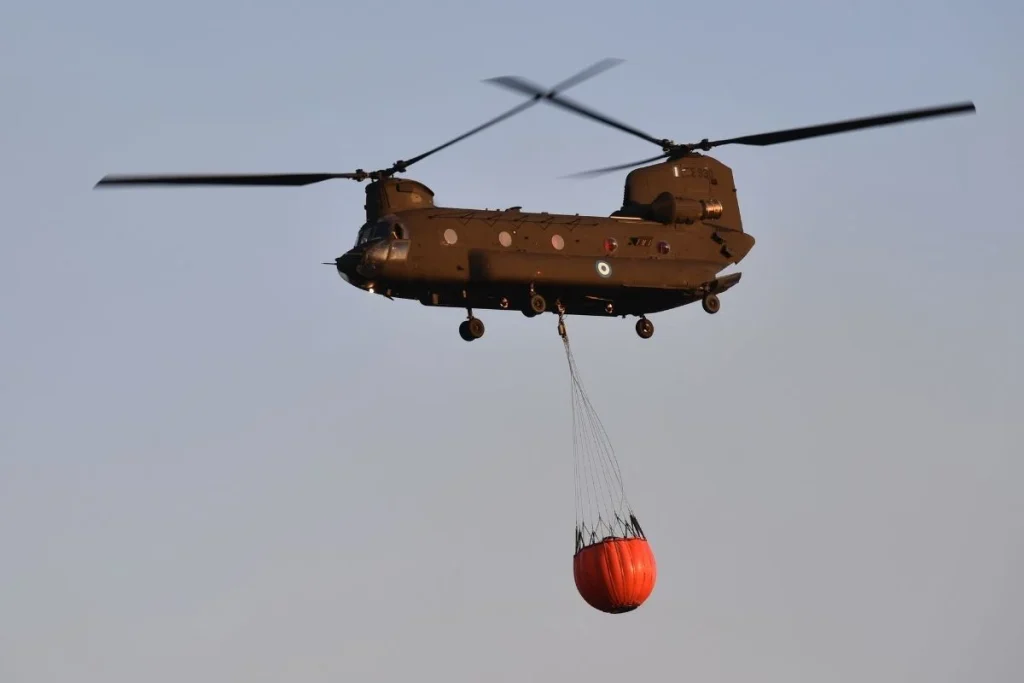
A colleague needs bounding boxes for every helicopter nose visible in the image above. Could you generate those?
[335,248,369,287]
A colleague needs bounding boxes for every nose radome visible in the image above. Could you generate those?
[335,249,366,286]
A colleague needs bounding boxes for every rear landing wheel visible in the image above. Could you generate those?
[702,293,720,314]
[636,317,654,339]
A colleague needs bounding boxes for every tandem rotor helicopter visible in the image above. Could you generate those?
[94,59,975,342]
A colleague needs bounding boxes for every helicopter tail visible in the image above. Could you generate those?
[702,272,742,295]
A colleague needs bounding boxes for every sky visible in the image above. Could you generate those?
[1,0,1022,681]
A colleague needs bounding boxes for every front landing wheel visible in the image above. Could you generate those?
[459,317,485,341]
[702,293,720,314]
[529,293,547,315]
[636,318,654,339]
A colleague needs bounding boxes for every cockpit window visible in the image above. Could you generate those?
[369,221,389,241]
[355,223,371,246]
[355,215,406,247]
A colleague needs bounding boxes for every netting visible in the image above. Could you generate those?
[557,312,647,555]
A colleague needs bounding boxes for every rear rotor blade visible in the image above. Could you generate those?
[541,93,976,177]
[705,101,977,148]
[395,58,628,172]
[493,63,976,179]
[561,152,669,179]
[94,172,366,188]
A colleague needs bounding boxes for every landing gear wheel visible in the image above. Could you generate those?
[459,316,485,341]
[529,293,547,315]
[467,317,485,338]
[635,317,654,339]
[702,293,720,314]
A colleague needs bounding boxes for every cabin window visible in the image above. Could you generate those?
[443,228,458,245]
[551,234,564,250]
[498,231,512,247]
[604,237,618,254]
[657,241,671,255]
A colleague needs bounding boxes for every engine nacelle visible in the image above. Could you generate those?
[648,191,724,224]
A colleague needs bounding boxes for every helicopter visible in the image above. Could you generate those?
[94,59,976,342]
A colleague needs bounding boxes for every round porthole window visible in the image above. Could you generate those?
[657,240,671,255]
[604,237,618,253]
[498,231,512,247]
[551,234,564,250]
[443,228,458,245]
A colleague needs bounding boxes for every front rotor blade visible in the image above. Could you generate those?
[485,74,667,149]
[706,101,977,148]
[94,172,364,188]
[562,152,670,179]
[396,58,628,172]
[394,98,539,170]
[547,57,624,95]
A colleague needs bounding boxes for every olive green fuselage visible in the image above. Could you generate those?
[336,154,756,318]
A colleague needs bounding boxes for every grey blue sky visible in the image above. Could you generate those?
[2,1,1022,681]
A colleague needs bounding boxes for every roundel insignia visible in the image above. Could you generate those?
[595,259,612,278]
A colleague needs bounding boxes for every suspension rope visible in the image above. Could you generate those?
[557,305,645,554]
